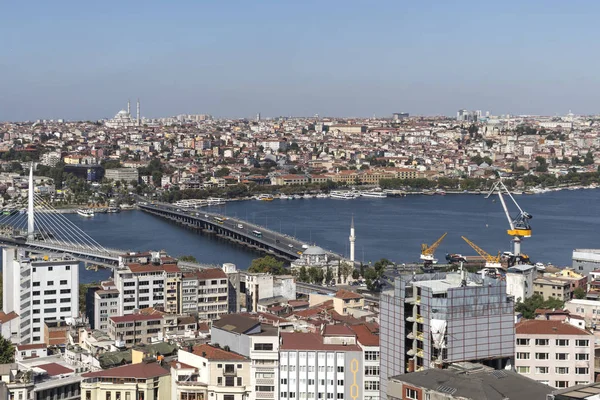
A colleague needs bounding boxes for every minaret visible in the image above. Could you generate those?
[28,164,34,239]
[127,99,131,116]
[349,215,356,262]
[137,98,140,126]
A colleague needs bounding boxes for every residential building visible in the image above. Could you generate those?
[270,174,309,186]
[553,382,600,399]
[174,344,252,400]
[543,269,587,294]
[181,268,229,320]
[514,319,594,388]
[104,168,139,183]
[0,311,20,343]
[387,362,553,400]
[348,324,380,400]
[506,265,537,301]
[279,325,366,400]
[565,299,600,327]
[308,289,365,316]
[572,249,600,278]
[211,314,279,400]
[109,313,164,346]
[380,272,515,398]
[87,280,120,331]
[2,248,79,344]
[82,361,171,400]
[533,278,571,301]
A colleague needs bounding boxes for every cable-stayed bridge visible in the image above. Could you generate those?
[0,167,120,267]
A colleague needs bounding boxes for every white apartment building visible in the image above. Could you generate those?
[114,261,181,315]
[515,319,594,389]
[181,268,229,321]
[506,265,537,302]
[349,324,380,400]
[2,248,79,344]
[90,280,120,331]
[212,314,279,400]
[565,298,600,327]
[279,325,366,400]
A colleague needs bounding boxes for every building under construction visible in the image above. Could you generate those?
[380,271,515,398]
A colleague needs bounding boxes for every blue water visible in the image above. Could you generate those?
[7,189,600,283]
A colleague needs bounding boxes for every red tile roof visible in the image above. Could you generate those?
[110,313,163,323]
[184,268,227,280]
[281,332,361,351]
[37,363,74,376]
[348,324,380,346]
[516,320,592,336]
[323,325,355,337]
[192,344,247,361]
[83,362,169,379]
[335,289,363,300]
[128,263,180,273]
[0,311,19,323]
[16,343,47,351]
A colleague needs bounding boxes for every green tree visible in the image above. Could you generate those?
[373,258,390,278]
[339,262,354,284]
[573,287,586,299]
[215,167,230,177]
[248,256,286,275]
[515,294,565,319]
[0,335,14,363]
[178,255,197,263]
[352,269,360,280]
[325,267,334,284]
[298,266,309,282]
[363,267,379,291]
[584,151,594,166]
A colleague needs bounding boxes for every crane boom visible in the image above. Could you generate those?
[422,233,447,256]
[461,236,500,263]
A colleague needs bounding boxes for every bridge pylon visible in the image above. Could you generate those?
[27,164,34,240]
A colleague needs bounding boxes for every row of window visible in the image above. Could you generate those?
[516,352,589,360]
[32,307,71,314]
[516,338,590,347]
[32,298,70,305]
[281,365,343,373]
[32,289,71,296]
[281,393,343,399]
[32,280,69,287]
[32,266,71,272]
[281,379,345,386]
[517,366,589,375]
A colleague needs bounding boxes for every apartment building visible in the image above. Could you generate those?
[380,272,515,398]
[279,325,366,400]
[533,278,572,301]
[565,299,600,327]
[2,248,79,344]
[82,361,171,400]
[181,268,229,321]
[211,314,279,400]
[114,261,181,314]
[104,167,139,183]
[515,319,594,389]
[174,344,252,400]
[348,324,380,400]
[309,289,365,316]
[87,280,120,331]
[109,313,164,346]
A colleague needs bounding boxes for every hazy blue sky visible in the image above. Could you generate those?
[1,0,599,121]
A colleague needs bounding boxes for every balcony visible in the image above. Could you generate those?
[406,316,415,323]
[416,315,424,324]
[407,332,415,340]
[256,378,274,385]
[416,331,424,341]
[256,392,274,399]
[223,368,237,377]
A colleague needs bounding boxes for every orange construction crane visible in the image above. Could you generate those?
[420,233,447,265]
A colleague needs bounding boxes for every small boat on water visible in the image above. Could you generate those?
[257,194,274,201]
[330,190,359,200]
[279,194,291,200]
[292,194,302,200]
[77,209,94,218]
[360,190,387,198]
[207,197,226,206]
[316,193,329,199]
[107,206,120,213]
[303,193,314,199]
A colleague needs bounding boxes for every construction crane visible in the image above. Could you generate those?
[421,233,447,265]
[461,236,502,269]
[485,178,532,258]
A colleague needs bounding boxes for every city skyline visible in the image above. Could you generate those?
[3,1,600,120]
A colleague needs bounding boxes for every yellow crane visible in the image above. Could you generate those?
[420,233,447,265]
[461,236,502,269]
[486,178,532,257]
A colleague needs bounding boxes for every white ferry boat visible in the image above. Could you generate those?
[330,191,359,200]
[316,193,329,199]
[207,197,226,206]
[77,209,95,218]
[360,190,387,198]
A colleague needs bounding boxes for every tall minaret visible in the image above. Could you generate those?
[349,215,356,262]
[137,98,140,126]
[27,164,34,239]
[127,99,131,116]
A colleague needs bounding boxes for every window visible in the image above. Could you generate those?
[576,353,589,361]
[556,353,569,360]
[237,377,242,386]
[576,339,590,347]
[254,343,274,351]
[48,267,53,271]
[47,281,54,286]
[60,307,71,312]
[106,393,111,400]
[60,298,70,303]
[336,379,344,386]
[516,352,530,360]
[535,339,549,346]
[576,367,589,375]
[535,353,549,360]
[60,289,70,294]
[33,291,40,296]
[44,308,56,313]
[517,366,530,374]
[365,366,379,376]
[44,290,56,295]
[66,265,70,270]
[555,367,569,375]
[337,366,344,373]
[516,338,530,345]
[364,381,380,391]
[556,339,569,346]
[281,379,287,385]
[33,300,40,305]
[536,367,549,374]
[33,282,40,287]
[60,280,68,285]
[555,381,569,388]
[405,388,418,400]
[365,351,380,361]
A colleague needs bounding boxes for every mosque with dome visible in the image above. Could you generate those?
[291,245,349,284]
[105,99,141,129]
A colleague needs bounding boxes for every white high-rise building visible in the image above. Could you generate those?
[2,248,79,344]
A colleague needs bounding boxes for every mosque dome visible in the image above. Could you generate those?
[303,246,326,256]
[116,110,129,117]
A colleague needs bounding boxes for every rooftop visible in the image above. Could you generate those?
[110,313,162,324]
[389,363,553,400]
[335,289,363,300]
[280,331,361,352]
[516,320,592,336]
[192,344,247,361]
[83,362,169,379]
[212,314,260,334]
